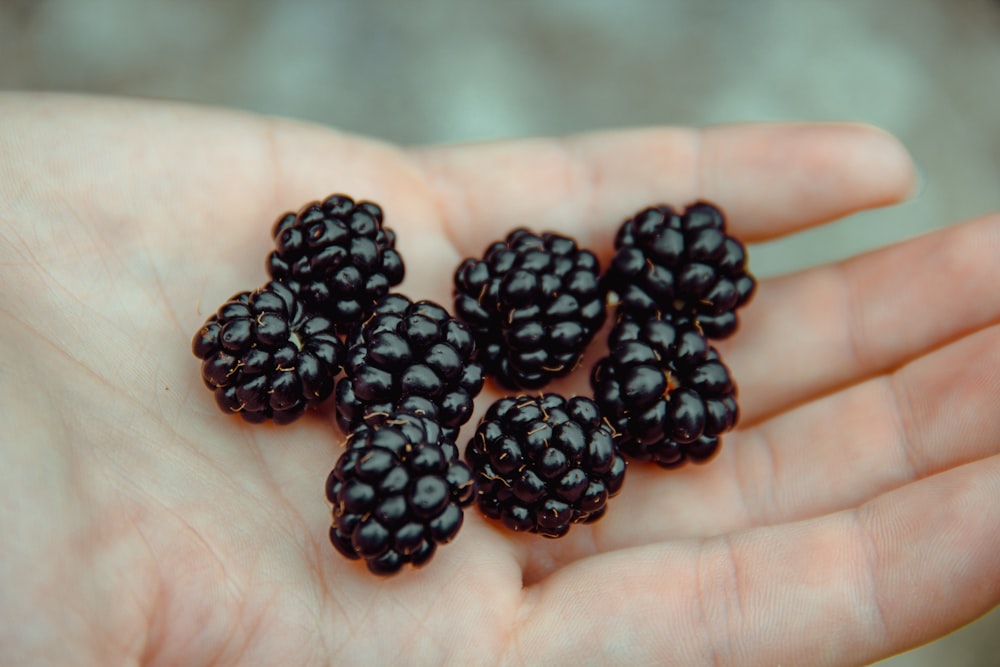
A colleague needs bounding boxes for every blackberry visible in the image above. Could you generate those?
[325,410,475,576]
[266,194,405,333]
[454,228,606,389]
[466,394,626,538]
[604,201,755,338]
[192,280,345,424]
[335,294,485,436]
[591,313,738,468]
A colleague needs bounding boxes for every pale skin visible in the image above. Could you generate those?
[1,92,998,667]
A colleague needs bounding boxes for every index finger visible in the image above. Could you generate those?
[411,123,918,255]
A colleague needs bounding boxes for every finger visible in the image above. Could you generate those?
[411,122,918,256]
[722,212,1000,425]
[733,321,1000,527]
[514,455,1000,667]
[593,318,1000,552]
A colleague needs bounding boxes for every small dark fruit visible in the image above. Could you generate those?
[335,294,485,436]
[454,228,606,389]
[603,201,755,338]
[591,312,738,468]
[466,393,626,538]
[325,410,475,576]
[192,280,345,424]
[267,194,405,334]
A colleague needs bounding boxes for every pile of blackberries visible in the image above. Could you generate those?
[594,203,754,467]
[191,194,754,576]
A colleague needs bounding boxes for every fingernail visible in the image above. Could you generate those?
[907,159,927,200]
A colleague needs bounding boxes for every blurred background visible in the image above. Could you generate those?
[1,0,997,664]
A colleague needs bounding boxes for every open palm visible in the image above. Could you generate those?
[2,93,998,667]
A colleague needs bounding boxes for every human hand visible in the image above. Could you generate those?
[1,93,997,666]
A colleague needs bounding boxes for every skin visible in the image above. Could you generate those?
[0,92,998,667]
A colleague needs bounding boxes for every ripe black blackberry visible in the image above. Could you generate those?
[335,294,485,436]
[266,194,405,334]
[591,312,738,468]
[454,228,606,389]
[192,280,345,424]
[325,410,475,576]
[604,201,755,339]
[466,393,626,538]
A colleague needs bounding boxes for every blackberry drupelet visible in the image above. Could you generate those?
[266,194,405,333]
[325,410,475,576]
[466,393,626,538]
[454,228,606,389]
[335,294,485,436]
[192,280,346,424]
[604,201,755,339]
[591,312,738,468]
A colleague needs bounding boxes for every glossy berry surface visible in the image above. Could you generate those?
[466,393,626,538]
[266,193,405,333]
[604,201,755,338]
[454,228,606,389]
[335,294,485,435]
[325,410,475,576]
[192,280,345,424]
[591,312,738,468]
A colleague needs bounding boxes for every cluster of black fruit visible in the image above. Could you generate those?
[594,202,755,467]
[192,194,754,576]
